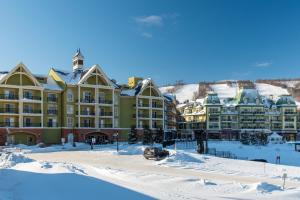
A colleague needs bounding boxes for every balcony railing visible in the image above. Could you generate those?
[80,111,95,116]
[152,114,163,119]
[80,98,95,103]
[98,99,112,104]
[99,112,113,117]
[0,94,18,100]
[23,109,41,114]
[47,110,57,115]
[99,124,113,128]
[78,123,94,128]
[152,104,163,108]
[133,114,149,118]
[284,111,297,115]
[23,95,41,101]
[0,108,18,114]
[0,122,19,127]
[135,104,149,108]
[23,123,42,127]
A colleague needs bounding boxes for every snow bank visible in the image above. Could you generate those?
[253,182,283,193]
[0,153,33,168]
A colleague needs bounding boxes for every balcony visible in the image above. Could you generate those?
[23,123,42,127]
[134,104,149,108]
[152,114,163,119]
[0,94,18,100]
[80,111,95,116]
[0,122,19,127]
[98,99,112,104]
[133,114,149,118]
[23,109,41,114]
[0,108,18,114]
[284,111,297,115]
[23,95,41,101]
[152,104,163,109]
[99,112,113,117]
[78,123,94,128]
[80,98,95,103]
[47,122,58,127]
[47,97,57,102]
[47,110,57,115]
[99,124,113,128]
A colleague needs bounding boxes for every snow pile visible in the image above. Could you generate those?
[0,152,33,168]
[117,145,146,155]
[253,182,282,193]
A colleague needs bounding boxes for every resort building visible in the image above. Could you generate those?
[177,88,298,141]
[0,50,167,145]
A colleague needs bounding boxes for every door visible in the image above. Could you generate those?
[68,133,74,144]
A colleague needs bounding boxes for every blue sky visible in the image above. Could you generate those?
[0,0,300,86]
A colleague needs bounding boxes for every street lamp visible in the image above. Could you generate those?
[113,133,119,152]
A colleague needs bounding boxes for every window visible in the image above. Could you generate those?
[67,117,73,128]
[24,118,31,126]
[99,92,105,103]
[83,91,91,103]
[67,89,73,102]
[24,105,33,113]
[48,118,57,127]
[114,108,118,117]
[24,91,33,99]
[67,105,74,114]
[114,94,118,104]
[48,93,57,102]
[114,119,119,128]
[99,119,105,128]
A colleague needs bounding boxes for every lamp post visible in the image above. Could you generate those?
[113,133,119,152]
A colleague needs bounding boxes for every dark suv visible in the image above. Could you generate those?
[143,147,169,161]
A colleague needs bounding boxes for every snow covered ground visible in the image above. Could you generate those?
[1,142,300,199]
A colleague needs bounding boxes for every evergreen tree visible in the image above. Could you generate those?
[154,128,164,143]
[240,132,250,145]
[143,128,153,145]
[128,126,138,144]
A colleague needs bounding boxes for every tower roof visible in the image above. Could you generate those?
[73,48,84,59]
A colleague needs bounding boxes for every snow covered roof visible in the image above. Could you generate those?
[236,89,262,105]
[52,68,87,84]
[276,95,296,106]
[0,71,9,82]
[204,93,221,105]
[42,76,63,91]
[121,78,161,97]
[164,93,176,102]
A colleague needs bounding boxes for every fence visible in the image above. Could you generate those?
[207,147,248,160]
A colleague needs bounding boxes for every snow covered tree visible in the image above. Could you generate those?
[240,132,250,145]
[143,128,153,145]
[154,128,164,143]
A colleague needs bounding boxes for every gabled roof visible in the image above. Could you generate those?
[121,78,162,97]
[0,63,42,87]
[52,64,116,88]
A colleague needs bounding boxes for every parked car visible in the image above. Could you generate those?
[143,147,169,161]
[250,159,268,163]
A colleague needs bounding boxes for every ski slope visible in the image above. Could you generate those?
[160,82,294,104]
